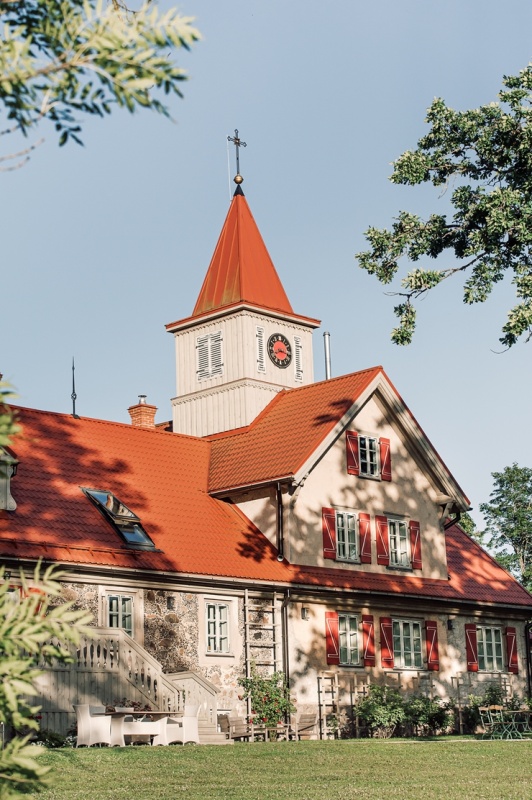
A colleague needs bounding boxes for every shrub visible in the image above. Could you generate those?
[404,695,454,736]
[34,730,69,749]
[356,685,406,738]
[0,563,92,796]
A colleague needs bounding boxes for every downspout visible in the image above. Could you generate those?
[281,589,291,707]
[443,509,462,530]
[276,482,284,562]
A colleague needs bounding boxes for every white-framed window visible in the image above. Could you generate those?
[100,587,143,643]
[256,326,266,373]
[389,519,409,568]
[206,602,229,653]
[358,435,379,477]
[338,613,359,665]
[477,626,504,671]
[392,619,422,668]
[336,511,358,562]
[108,594,133,637]
[196,331,223,380]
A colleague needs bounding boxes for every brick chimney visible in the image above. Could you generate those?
[128,395,157,428]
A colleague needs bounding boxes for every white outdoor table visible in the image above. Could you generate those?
[106,710,183,747]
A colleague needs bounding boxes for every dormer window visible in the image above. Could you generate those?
[0,448,18,511]
[82,488,155,549]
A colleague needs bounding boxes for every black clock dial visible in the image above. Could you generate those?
[267,333,292,368]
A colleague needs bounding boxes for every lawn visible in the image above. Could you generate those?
[28,739,531,800]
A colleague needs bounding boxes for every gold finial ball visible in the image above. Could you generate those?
[233,173,244,185]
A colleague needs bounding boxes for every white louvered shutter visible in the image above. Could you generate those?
[294,336,303,382]
[256,326,266,372]
[196,335,210,380]
[210,331,223,377]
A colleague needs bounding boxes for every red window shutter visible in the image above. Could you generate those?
[379,437,392,481]
[380,617,394,668]
[425,620,439,671]
[465,623,478,672]
[346,431,360,476]
[359,512,372,563]
[375,515,389,565]
[362,614,376,666]
[325,611,340,665]
[322,508,337,560]
[409,520,422,570]
[505,627,518,674]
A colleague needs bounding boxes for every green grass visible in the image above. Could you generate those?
[29,739,532,800]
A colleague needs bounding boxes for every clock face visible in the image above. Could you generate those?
[267,333,292,368]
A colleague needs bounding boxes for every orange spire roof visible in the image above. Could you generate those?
[192,187,294,317]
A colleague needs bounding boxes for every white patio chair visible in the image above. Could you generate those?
[166,704,200,745]
[74,704,111,747]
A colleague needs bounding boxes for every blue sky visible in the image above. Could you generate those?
[3,0,532,527]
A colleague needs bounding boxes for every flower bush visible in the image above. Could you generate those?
[238,667,295,726]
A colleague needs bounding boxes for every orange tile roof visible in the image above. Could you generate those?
[1,406,530,610]
[208,367,384,491]
[192,188,295,317]
[0,408,290,582]
[285,525,532,607]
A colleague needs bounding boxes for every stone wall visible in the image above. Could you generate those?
[144,589,199,673]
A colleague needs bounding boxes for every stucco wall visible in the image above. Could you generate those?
[286,600,529,709]
[236,393,449,580]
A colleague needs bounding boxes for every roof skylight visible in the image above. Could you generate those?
[82,488,155,549]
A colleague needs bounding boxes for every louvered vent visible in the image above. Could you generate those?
[294,336,303,382]
[196,331,223,380]
[256,326,266,372]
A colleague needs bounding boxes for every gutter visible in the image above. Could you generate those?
[5,556,532,614]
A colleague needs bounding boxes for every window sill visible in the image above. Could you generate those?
[336,558,360,565]
[386,666,426,672]
[205,651,235,659]
[386,564,413,573]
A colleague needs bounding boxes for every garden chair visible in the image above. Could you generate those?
[227,716,253,741]
[74,704,111,747]
[166,704,200,745]
[289,712,319,740]
[478,706,520,739]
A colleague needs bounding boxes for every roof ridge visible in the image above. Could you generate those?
[281,365,384,395]
[11,405,207,444]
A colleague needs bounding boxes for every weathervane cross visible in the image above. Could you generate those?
[227,129,247,181]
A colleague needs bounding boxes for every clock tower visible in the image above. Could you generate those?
[166,184,320,437]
